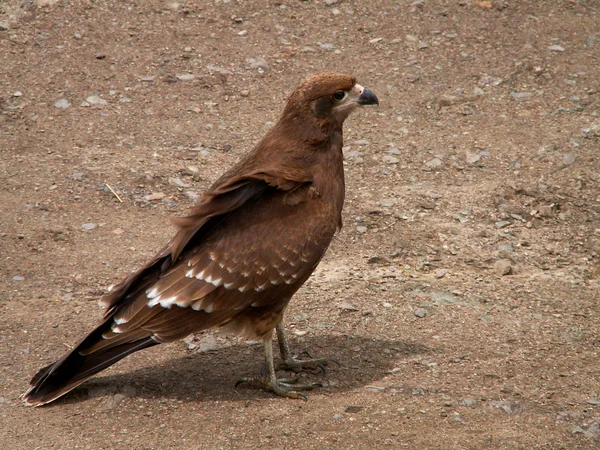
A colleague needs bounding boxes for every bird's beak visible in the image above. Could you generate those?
[357,88,379,106]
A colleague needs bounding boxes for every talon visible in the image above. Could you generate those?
[317,363,327,376]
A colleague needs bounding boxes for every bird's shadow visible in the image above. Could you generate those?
[53,334,430,406]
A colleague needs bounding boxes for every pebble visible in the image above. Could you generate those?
[144,192,166,201]
[176,74,195,81]
[493,259,512,276]
[81,223,98,231]
[418,40,429,50]
[247,57,268,70]
[495,220,511,229]
[168,177,189,187]
[510,91,532,100]
[425,189,442,199]
[332,414,343,420]
[325,0,340,5]
[54,98,70,109]
[345,406,364,413]
[382,155,399,164]
[465,152,481,165]
[139,76,156,82]
[457,397,477,407]
[353,139,370,146]
[425,157,443,168]
[73,33,82,40]
[364,385,386,392]
[86,95,107,106]
[320,43,335,50]
[497,243,515,252]
[488,400,523,414]
[12,276,25,281]
[414,308,426,318]
[13,91,23,97]
[120,385,137,398]
[547,44,565,52]
[356,226,368,233]
[240,90,250,97]
[380,199,395,207]
[434,269,448,279]
[562,154,576,165]
[337,301,359,311]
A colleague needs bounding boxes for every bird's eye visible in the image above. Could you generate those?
[332,90,346,101]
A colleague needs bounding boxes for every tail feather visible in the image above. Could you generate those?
[22,322,159,406]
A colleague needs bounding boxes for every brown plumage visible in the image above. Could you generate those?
[23,72,379,405]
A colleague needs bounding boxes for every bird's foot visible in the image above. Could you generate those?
[235,377,321,400]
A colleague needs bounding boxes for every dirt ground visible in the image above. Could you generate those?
[1,0,599,448]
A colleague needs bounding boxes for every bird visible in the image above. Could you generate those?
[22,72,379,406]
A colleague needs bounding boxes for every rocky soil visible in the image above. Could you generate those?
[1,0,599,448]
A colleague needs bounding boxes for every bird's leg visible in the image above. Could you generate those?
[236,331,320,399]
[274,321,340,375]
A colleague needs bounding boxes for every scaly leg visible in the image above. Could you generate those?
[235,330,321,399]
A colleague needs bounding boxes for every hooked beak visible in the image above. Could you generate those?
[357,88,379,106]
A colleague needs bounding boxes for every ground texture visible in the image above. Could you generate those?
[1,0,600,448]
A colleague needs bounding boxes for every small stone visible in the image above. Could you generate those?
[345,406,364,413]
[495,220,511,229]
[237,30,248,36]
[548,44,565,52]
[168,177,189,187]
[425,157,443,168]
[337,301,359,312]
[94,53,106,60]
[382,155,399,164]
[54,98,70,109]
[176,74,195,81]
[143,192,166,201]
[101,393,127,410]
[12,276,25,281]
[465,152,481,165]
[364,385,386,392]
[434,269,448,279]
[425,190,442,199]
[380,199,395,207]
[353,139,370,146]
[356,226,368,234]
[510,91,532,100]
[81,223,98,231]
[0,21,9,31]
[562,154,576,165]
[332,414,343,420]
[73,33,82,40]
[369,37,383,44]
[139,76,157,82]
[414,308,426,318]
[436,95,460,107]
[457,397,477,407]
[419,200,436,210]
[493,259,512,276]
[418,40,429,50]
[320,43,335,51]
[240,90,250,97]
[120,385,137,398]
[247,57,268,70]
[497,243,515,252]
[325,0,340,5]
[13,91,23,97]
[85,95,107,106]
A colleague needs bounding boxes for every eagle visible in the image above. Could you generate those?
[23,72,379,405]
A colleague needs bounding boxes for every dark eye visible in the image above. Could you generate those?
[332,90,346,101]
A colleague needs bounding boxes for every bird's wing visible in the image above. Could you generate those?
[89,167,331,346]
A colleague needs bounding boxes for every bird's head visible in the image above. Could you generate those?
[281,72,379,137]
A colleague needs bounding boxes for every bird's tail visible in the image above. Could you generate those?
[22,319,159,406]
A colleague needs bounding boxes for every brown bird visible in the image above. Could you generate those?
[23,72,379,406]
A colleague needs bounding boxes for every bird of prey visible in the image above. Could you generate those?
[23,72,379,406]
